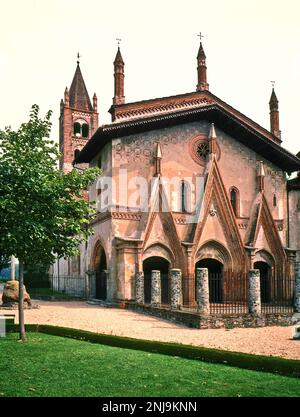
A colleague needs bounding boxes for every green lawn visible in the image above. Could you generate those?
[0,333,299,397]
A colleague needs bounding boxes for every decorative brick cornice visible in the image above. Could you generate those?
[72,111,92,119]
[110,92,213,122]
[174,215,188,225]
[91,210,144,224]
[112,212,142,221]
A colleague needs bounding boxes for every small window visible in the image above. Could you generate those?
[180,180,190,213]
[74,149,80,159]
[82,123,89,138]
[273,194,277,207]
[230,187,239,216]
[74,122,81,136]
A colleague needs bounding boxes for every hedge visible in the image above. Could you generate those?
[8,324,300,379]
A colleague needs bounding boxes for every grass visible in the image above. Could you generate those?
[0,333,300,397]
[22,324,300,378]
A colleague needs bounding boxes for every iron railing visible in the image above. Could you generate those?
[27,275,87,300]
[206,272,294,314]
[261,275,294,313]
[209,272,248,315]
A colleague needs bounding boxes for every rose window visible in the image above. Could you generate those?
[197,142,209,160]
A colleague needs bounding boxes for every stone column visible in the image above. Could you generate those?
[182,243,195,307]
[248,269,261,314]
[135,271,144,305]
[170,269,182,310]
[151,270,161,307]
[196,268,209,315]
[295,262,300,313]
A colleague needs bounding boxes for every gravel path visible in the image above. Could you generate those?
[1,300,299,360]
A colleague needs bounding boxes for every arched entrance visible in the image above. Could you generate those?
[143,257,170,304]
[195,258,224,303]
[254,261,271,303]
[94,244,107,300]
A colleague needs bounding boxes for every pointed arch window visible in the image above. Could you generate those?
[180,180,191,213]
[73,122,81,136]
[229,187,240,216]
[82,123,89,138]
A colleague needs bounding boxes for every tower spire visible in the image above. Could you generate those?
[69,62,93,111]
[154,142,162,176]
[113,40,125,105]
[258,161,265,191]
[59,59,98,172]
[93,93,97,112]
[196,34,209,91]
[64,87,69,107]
[269,83,280,139]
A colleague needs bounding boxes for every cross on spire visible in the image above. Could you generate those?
[271,80,275,89]
[77,52,81,65]
[197,32,204,42]
[116,38,122,47]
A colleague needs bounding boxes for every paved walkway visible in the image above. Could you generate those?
[1,300,299,360]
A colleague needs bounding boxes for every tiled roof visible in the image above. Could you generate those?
[69,64,93,111]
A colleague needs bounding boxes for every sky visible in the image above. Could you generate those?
[1,0,300,155]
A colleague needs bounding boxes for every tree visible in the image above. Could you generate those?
[0,105,99,341]
[0,254,10,271]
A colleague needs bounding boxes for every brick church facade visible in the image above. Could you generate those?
[53,42,300,315]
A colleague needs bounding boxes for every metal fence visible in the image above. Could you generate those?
[207,272,294,314]
[261,275,294,313]
[51,275,87,299]
[27,275,88,300]
[209,272,248,315]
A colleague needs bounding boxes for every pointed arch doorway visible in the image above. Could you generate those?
[254,261,271,303]
[143,256,170,304]
[195,258,224,303]
[94,244,107,300]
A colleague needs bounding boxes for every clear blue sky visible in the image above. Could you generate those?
[1,0,299,154]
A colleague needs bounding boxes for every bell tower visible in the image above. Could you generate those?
[59,54,98,172]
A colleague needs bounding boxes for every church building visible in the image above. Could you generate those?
[55,41,300,320]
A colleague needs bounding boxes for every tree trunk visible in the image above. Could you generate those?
[11,256,15,281]
[18,260,26,341]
